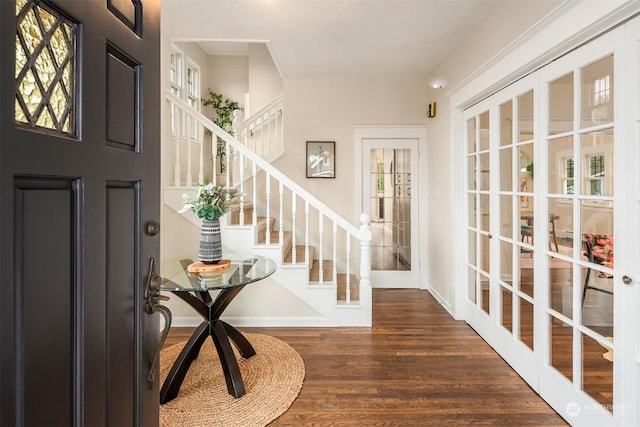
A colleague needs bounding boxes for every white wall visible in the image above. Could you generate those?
[248,43,283,115]
[278,75,429,224]
[424,0,562,310]
[205,54,249,112]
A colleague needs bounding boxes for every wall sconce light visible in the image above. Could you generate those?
[427,102,437,118]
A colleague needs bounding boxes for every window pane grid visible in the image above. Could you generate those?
[15,0,77,135]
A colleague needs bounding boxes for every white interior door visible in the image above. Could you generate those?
[362,138,419,288]
[463,74,539,388]
[463,19,639,426]
[537,26,624,426]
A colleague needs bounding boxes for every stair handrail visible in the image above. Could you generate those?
[166,90,363,240]
[243,94,283,130]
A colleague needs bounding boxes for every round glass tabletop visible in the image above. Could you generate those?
[160,254,277,292]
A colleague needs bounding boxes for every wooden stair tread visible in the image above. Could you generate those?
[309,259,359,302]
[283,245,315,265]
[309,259,333,281]
[225,200,360,303]
[257,230,291,244]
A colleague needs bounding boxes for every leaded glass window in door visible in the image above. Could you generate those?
[15,0,77,135]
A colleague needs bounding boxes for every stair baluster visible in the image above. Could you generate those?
[173,130,181,186]
[252,163,257,226]
[239,154,245,225]
[279,182,284,247]
[346,235,351,303]
[165,91,372,325]
[333,222,338,284]
[291,193,297,265]
[186,136,193,187]
[305,201,310,266]
[265,172,271,244]
[319,212,324,284]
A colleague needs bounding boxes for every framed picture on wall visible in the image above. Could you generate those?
[306,141,335,178]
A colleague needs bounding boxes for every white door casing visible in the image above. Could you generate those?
[362,138,419,288]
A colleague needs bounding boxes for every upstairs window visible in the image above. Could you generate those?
[170,50,182,96]
[186,63,200,138]
[587,154,605,195]
[562,157,574,195]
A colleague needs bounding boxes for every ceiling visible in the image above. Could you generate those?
[161,0,502,79]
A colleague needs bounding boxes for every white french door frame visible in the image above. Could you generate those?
[456,17,639,426]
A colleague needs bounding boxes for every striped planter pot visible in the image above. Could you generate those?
[199,219,222,264]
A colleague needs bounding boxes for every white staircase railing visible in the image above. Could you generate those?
[235,94,284,164]
[166,91,371,305]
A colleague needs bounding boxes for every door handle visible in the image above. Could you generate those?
[622,275,633,285]
[144,257,171,387]
[146,220,160,236]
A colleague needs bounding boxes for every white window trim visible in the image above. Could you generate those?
[186,60,200,110]
[170,44,184,97]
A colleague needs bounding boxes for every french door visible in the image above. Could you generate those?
[362,138,419,288]
[463,21,638,426]
[464,74,539,388]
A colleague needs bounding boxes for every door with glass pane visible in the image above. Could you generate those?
[464,75,539,387]
[362,138,419,288]
[538,26,635,426]
[1,1,161,425]
[463,21,638,426]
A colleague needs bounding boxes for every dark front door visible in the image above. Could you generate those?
[1,1,161,425]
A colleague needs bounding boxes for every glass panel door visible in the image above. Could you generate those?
[369,148,411,271]
[466,111,492,316]
[362,138,419,288]
[461,15,639,427]
[464,74,539,387]
[539,27,627,425]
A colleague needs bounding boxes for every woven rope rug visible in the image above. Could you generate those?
[160,333,305,427]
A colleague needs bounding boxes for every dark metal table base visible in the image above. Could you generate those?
[160,285,255,403]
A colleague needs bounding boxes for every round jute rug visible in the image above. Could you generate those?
[159,333,305,427]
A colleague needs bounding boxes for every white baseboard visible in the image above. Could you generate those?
[424,283,455,318]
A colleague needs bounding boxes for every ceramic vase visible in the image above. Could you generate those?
[199,219,222,264]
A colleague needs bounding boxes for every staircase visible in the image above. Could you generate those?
[163,92,372,326]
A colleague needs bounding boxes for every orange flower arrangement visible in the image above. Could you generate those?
[584,233,614,276]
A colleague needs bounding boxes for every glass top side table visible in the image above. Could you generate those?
[159,254,276,403]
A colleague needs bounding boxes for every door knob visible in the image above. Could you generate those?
[622,275,633,285]
[146,220,160,236]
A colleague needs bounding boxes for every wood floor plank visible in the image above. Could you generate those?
[163,288,567,426]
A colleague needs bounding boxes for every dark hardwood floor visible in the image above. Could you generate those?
[163,288,567,426]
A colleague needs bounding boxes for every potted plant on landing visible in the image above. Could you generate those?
[179,182,236,264]
[201,89,243,183]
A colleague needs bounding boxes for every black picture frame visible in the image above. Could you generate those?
[306,141,335,178]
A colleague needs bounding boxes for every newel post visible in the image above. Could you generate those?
[359,213,372,288]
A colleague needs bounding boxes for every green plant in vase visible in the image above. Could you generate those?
[179,182,236,220]
[201,89,243,174]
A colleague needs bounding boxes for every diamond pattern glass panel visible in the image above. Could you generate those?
[15,0,77,135]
